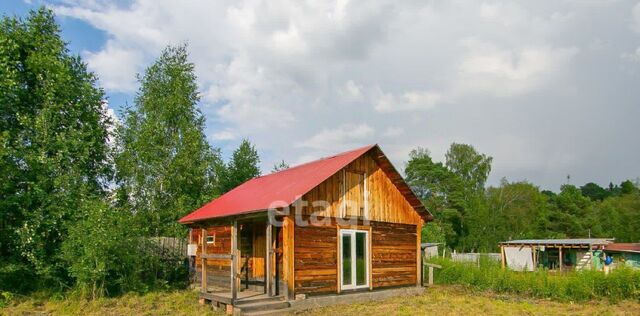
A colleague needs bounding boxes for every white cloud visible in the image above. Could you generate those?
[83,42,142,92]
[454,39,578,97]
[297,123,374,152]
[382,126,404,138]
[51,0,640,189]
[374,89,442,112]
[621,47,640,63]
[339,80,364,101]
[210,129,236,141]
[633,2,640,32]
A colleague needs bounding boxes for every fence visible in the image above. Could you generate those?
[146,237,188,259]
[451,252,501,264]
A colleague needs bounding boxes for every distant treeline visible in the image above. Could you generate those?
[405,145,640,252]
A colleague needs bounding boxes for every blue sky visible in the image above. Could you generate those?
[1,1,132,113]
[2,1,640,190]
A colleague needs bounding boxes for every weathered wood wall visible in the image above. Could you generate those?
[300,152,422,225]
[252,223,266,279]
[371,221,417,288]
[294,217,338,295]
[292,218,418,295]
[192,225,232,287]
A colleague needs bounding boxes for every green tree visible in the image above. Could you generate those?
[594,192,640,242]
[405,147,466,249]
[445,143,493,194]
[220,139,261,192]
[0,8,111,289]
[272,159,290,173]
[115,44,221,237]
[620,180,636,195]
[547,184,595,238]
[580,182,610,201]
[468,179,549,251]
[422,221,447,244]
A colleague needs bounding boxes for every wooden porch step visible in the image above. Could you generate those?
[234,299,291,315]
[242,307,292,316]
[235,295,286,306]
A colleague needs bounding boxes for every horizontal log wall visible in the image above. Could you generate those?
[293,218,418,295]
[294,218,338,295]
[371,221,418,288]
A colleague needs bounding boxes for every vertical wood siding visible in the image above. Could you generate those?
[300,152,422,225]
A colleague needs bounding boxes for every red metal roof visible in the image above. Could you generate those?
[179,144,432,223]
[605,243,640,253]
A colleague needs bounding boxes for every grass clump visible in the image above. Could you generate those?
[430,257,640,302]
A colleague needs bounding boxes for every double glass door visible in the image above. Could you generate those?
[340,229,369,290]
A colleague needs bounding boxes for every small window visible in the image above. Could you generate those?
[206,235,215,244]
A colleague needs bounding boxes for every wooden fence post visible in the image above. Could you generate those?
[500,245,506,269]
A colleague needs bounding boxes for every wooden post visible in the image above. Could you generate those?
[368,226,373,291]
[265,221,272,296]
[282,216,295,300]
[336,227,341,294]
[201,228,207,293]
[424,263,441,287]
[500,245,506,269]
[230,221,238,304]
[559,246,563,271]
[531,246,537,271]
[416,222,423,286]
[428,266,434,286]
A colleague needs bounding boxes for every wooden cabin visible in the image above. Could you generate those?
[179,144,433,313]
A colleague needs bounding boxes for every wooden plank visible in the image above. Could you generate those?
[500,245,506,269]
[266,221,272,296]
[201,229,207,293]
[230,220,237,303]
[428,266,434,286]
[559,246,563,271]
[283,216,295,299]
[416,222,422,286]
[531,246,537,271]
[368,225,373,291]
[201,253,232,260]
[336,227,341,294]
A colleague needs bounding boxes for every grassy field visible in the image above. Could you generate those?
[3,285,639,316]
[430,258,640,302]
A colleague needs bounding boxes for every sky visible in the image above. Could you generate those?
[2,0,640,191]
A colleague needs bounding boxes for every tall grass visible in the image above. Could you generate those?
[429,257,640,302]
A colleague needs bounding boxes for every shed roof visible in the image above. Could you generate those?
[605,243,640,254]
[500,238,614,247]
[179,144,432,223]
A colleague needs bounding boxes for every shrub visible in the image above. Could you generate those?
[61,200,189,299]
[61,201,144,298]
[429,257,640,302]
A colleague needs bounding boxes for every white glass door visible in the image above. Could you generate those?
[340,229,369,290]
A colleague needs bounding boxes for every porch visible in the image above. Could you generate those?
[192,213,294,314]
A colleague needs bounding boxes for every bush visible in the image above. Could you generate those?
[61,201,144,298]
[429,257,640,302]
